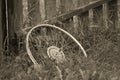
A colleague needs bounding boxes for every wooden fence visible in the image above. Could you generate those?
[0,0,120,55]
[22,0,120,30]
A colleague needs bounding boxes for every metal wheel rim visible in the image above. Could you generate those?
[26,24,87,65]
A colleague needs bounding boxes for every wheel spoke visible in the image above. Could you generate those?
[26,24,87,65]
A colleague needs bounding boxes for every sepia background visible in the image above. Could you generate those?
[0,0,120,80]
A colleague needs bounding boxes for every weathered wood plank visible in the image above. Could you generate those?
[39,0,46,21]
[22,0,28,27]
[56,0,61,14]
[65,0,74,12]
[39,0,46,35]
[51,0,112,22]
[117,0,120,29]
[73,0,79,33]
[46,0,56,19]
[103,3,108,28]
[73,16,79,33]
[88,0,94,29]
[39,0,47,47]
[13,0,23,35]
[89,9,94,28]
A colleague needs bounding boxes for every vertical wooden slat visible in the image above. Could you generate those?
[65,0,74,12]
[89,9,94,28]
[39,0,46,21]
[103,3,108,28]
[13,0,23,35]
[39,0,46,46]
[23,0,28,28]
[17,0,28,50]
[28,0,40,26]
[56,0,61,15]
[73,16,79,33]
[89,1,94,28]
[73,0,79,33]
[46,0,56,19]
[117,0,120,47]
[117,0,120,29]
[78,0,85,35]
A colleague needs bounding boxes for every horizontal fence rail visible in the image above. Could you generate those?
[50,0,112,22]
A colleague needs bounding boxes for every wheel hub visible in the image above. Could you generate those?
[47,46,66,63]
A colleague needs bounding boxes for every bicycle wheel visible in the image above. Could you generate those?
[26,24,87,79]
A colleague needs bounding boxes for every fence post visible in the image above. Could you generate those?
[39,0,46,21]
[22,0,28,28]
[89,9,94,28]
[103,3,108,29]
[89,0,94,29]
[117,0,120,29]
[73,0,79,34]
[39,0,46,36]
[56,0,61,15]
[39,0,46,46]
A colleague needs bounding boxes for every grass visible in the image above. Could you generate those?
[0,1,120,79]
[0,23,120,80]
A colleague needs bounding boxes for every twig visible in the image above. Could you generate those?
[56,65,63,80]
